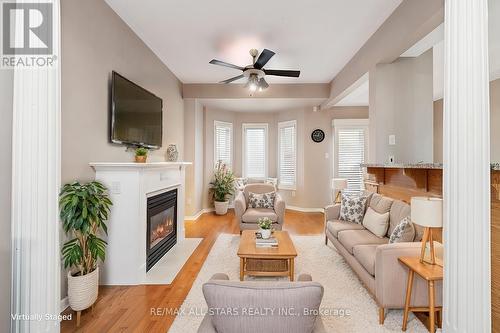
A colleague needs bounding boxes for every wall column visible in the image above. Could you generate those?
[443,0,491,332]
[10,1,61,332]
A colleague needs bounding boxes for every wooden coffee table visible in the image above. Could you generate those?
[237,230,297,281]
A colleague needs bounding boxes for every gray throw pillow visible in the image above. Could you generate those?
[389,217,416,243]
[339,193,368,224]
[248,192,275,209]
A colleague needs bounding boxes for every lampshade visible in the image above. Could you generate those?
[331,178,348,190]
[411,197,443,228]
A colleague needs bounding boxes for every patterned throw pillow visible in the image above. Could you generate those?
[389,217,416,243]
[248,192,276,209]
[339,193,368,224]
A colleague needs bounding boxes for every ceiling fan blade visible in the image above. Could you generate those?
[209,59,244,71]
[219,74,244,84]
[254,49,275,69]
[263,69,300,77]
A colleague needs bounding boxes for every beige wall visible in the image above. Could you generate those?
[60,0,184,297]
[184,99,205,216]
[370,50,434,163]
[433,99,443,163]
[0,69,13,332]
[200,106,368,210]
[491,79,500,162]
[61,0,184,184]
[328,0,443,104]
[434,78,500,163]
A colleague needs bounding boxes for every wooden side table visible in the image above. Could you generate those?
[398,256,443,333]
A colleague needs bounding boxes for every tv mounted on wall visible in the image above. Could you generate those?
[110,71,163,149]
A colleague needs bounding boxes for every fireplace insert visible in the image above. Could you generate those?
[146,189,177,271]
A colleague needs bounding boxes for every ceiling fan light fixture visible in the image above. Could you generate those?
[248,74,259,92]
[258,78,269,92]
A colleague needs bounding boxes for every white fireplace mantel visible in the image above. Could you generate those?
[90,161,193,285]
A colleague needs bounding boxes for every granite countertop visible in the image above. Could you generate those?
[361,162,500,170]
[360,163,443,169]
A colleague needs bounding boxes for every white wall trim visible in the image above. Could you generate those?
[286,206,324,213]
[60,297,69,313]
[185,208,215,221]
[443,0,491,331]
[10,1,61,331]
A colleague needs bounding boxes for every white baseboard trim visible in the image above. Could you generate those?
[286,206,324,213]
[185,208,215,221]
[185,205,323,220]
[60,297,69,313]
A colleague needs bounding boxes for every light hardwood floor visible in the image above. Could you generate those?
[61,209,324,333]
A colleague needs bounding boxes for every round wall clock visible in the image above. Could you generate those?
[311,129,325,143]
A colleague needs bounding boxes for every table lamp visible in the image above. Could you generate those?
[410,197,443,265]
[331,178,348,203]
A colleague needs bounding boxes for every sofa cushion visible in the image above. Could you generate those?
[337,229,389,254]
[242,208,278,223]
[388,200,411,237]
[353,245,378,276]
[326,220,365,238]
[339,193,368,224]
[362,207,390,238]
[369,193,393,214]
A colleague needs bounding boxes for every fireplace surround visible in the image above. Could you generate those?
[146,189,177,271]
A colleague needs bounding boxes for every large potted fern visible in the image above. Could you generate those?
[60,181,112,319]
[209,161,235,215]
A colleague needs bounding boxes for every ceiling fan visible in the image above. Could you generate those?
[209,48,300,92]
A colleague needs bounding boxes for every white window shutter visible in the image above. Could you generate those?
[243,124,268,178]
[214,121,232,168]
[278,120,296,189]
[337,128,366,194]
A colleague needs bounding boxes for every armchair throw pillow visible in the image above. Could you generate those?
[248,191,276,209]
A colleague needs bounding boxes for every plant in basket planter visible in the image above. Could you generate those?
[135,147,148,163]
[60,181,112,326]
[257,217,273,239]
[209,161,235,215]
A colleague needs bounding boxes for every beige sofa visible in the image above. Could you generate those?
[198,273,324,333]
[324,192,442,324]
[234,183,285,232]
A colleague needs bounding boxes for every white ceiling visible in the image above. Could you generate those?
[105,0,402,84]
[200,98,326,113]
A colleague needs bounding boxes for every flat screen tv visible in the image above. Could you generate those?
[110,71,163,148]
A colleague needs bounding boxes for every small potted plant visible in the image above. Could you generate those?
[135,147,148,163]
[60,181,112,325]
[209,161,235,215]
[257,217,273,239]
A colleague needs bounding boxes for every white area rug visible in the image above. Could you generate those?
[169,234,427,333]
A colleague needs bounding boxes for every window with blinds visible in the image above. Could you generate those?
[214,121,232,168]
[242,123,268,178]
[336,126,367,194]
[278,120,297,189]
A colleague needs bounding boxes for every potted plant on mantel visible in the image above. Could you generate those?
[60,181,112,326]
[135,147,148,163]
[209,161,235,215]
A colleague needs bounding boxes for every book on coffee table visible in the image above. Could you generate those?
[256,237,278,247]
